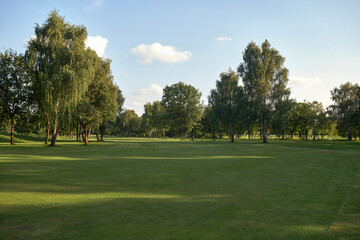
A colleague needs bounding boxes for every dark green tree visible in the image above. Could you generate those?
[238,40,290,143]
[27,10,93,146]
[210,68,240,142]
[0,50,32,144]
[161,82,202,139]
[330,82,359,140]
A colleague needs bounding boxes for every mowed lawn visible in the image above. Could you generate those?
[0,135,359,240]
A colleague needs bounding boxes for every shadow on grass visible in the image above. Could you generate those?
[0,191,349,240]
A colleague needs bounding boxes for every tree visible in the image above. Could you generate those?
[210,68,240,142]
[77,54,118,145]
[151,101,166,138]
[141,102,154,137]
[350,87,360,139]
[309,101,324,140]
[0,50,32,144]
[272,98,294,139]
[161,82,202,139]
[330,82,359,140]
[207,89,222,140]
[238,40,290,143]
[116,110,141,136]
[287,102,300,139]
[27,10,93,146]
[98,88,124,141]
[297,101,313,140]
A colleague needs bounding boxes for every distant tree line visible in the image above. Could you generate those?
[1,11,359,145]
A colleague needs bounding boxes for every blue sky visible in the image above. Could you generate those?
[1,0,360,115]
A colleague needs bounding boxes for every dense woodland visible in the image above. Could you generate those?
[1,11,360,145]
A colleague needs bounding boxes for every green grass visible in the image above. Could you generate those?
[0,135,359,239]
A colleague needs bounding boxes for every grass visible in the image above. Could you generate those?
[0,134,359,239]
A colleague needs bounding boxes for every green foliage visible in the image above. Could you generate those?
[26,10,93,146]
[209,68,241,142]
[0,49,33,144]
[161,82,202,138]
[330,82,360,140]
[114,110,141,136]
[238,40,290,143]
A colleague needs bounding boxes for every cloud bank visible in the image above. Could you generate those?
[85,35,108,57]
[129,84,163,114]
[289,76,322,88]
[131,43,192,63]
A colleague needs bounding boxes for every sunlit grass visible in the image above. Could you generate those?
[0,134,359,239]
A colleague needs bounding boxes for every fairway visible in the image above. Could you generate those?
[0,136,359,239]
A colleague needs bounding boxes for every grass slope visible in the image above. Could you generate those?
[0,135,359,239]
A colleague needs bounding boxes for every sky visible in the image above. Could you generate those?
[1,0,359,115]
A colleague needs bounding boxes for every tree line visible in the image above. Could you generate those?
[1,11,359,145]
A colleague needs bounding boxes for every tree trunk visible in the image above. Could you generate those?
[50,121,61,147]
[347,121,352,141]
[281,130,285,140]
[45,114,50,144]
[76,121,79,142]
[84,125,89,145]
[248,131,251,139]
[290,131,294,139]
[191,129,194,141]
[262,114,267,143]
[10,114,15,145]
[96,131,100,142]
[212,127,216,141]
[305,131,308,140]
[100,134,104,141]
[230,121,234,143]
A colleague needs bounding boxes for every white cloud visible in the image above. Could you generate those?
[117,71,128,76]
[216,37,232,42]
[130,43,192,63]
[129,84,163,114]
[85,35,108,57]
[24,35,36,45]
[85,0,104,11]
[289,76,322,88]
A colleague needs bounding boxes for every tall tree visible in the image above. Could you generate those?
[27,10,92,146]
[330,82,359,140]
[238,40,290,143]
[151,101,166,138]
[77,54,118,145]
[141,102,154,137]
[161,82,202,138]
[98,88,124,141]
[0,50,32,144]
[207,89,222,140]
[210,68,240,142]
